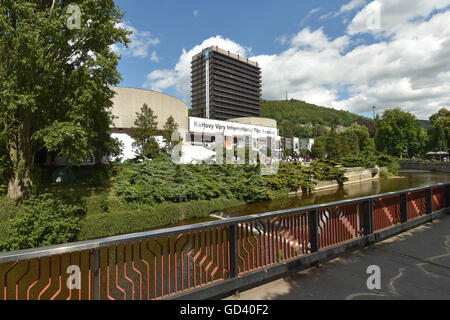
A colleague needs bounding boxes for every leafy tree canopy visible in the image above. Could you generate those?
[375,108,426,157]
[427,108,450,152]
[0,0,130,198]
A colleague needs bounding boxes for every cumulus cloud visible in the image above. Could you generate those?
[111,22,160,59]
[143,1,450,119]
[320,0,367,20]
[348,0,450,35]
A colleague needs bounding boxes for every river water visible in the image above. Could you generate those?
[147,170,450,229]
[222,170,450,217]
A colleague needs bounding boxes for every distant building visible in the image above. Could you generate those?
[191,46,262,121]
[300,139,315,152]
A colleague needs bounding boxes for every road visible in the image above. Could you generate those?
[225,213,450,300]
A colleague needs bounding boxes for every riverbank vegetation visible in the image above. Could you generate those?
[0,156,349,251]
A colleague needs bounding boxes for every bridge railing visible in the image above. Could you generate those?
[0,183,449,300]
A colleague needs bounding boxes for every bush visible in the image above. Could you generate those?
[311,159,348,184]
[376,154,400,174]
[115,157,273,205]
[78,197,244,240]
[341,153,376,168]
[0,194,86,251]
[87,164,111,187]
[266,162,315,192]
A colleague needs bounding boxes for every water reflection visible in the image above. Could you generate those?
[225,170,450,216]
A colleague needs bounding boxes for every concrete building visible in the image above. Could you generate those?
[108,86,279,161]
[300,138,315,152]
[110,86,189,134]
[191,46,262,121]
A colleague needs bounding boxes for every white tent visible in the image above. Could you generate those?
[111,133,139,161]
[179,145,216,164]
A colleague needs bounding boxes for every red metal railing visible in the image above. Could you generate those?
[432,186,446,211]
[373,195,402,231]
[318,203,363,249]
[407,190,427,220]
[1,227,231,300]
[237,211,311,274]
[0,183,449,300]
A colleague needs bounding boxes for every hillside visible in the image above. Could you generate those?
[261,99,363,138]
[418,120,431,129]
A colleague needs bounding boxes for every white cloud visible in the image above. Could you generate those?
[193,10,199,18]
[111,22,159,59]
[143,3,450,119]
[275,34,289,45]
[150,51,160,63]
[348,0,450,35]
[300,7,322,26]
[339,0,367,15]
[320,0,367,20]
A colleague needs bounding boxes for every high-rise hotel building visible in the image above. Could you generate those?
[191,46,262,121]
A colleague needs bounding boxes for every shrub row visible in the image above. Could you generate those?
[78,197,244,240]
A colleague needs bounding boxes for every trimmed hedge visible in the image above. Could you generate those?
[78,197,244,240]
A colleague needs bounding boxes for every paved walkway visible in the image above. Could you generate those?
[225,213,450,300]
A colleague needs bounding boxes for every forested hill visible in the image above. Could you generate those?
[261,99,364,138]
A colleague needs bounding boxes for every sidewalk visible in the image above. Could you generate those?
[225,213,450,300]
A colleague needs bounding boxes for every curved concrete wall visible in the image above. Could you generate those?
[226,117,277,128]
[110,87,189,130]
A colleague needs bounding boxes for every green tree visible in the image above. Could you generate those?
[427,109,450,152]
[0,0,130,199]
[356,117,376,138]
[162,116,180,154]
[342,123,374,153]
[311,136,326,159]
[375,108,425,157]
[131,103,160,159]
[326,127,341,160]
[429,108,450,124]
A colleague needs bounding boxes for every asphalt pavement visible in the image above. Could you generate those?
[225,213,450,300]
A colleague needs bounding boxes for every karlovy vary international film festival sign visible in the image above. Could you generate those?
[189,117,279,138]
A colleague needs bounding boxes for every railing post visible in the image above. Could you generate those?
[309,209,319,253]
[228,224,239,278]
[446,184,450,208]
[425,188,432,215]
[362,199,373,235]
[93,249,100,300]
[400,193,408,223]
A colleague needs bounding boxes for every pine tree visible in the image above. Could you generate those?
[162,116,180,154]
[131,104,160,159]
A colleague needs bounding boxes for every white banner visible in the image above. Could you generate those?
[189,117,278,138]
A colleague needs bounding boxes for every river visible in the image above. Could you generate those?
[146,169,450,229]
[222,170,450,217]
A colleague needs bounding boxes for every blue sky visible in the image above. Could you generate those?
[112,0,450,119]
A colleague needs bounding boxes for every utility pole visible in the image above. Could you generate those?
[373,106,377,145]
